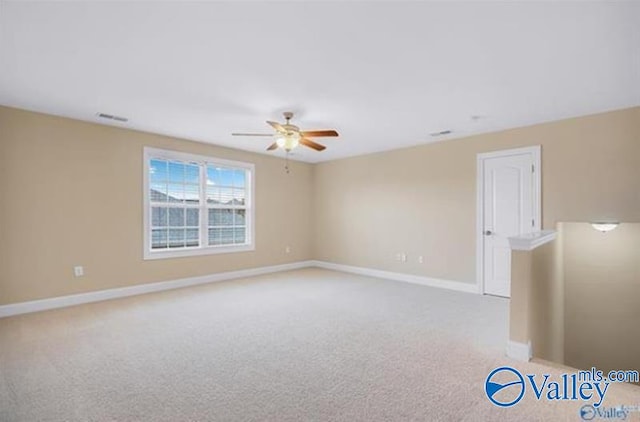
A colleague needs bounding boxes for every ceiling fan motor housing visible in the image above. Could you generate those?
[283,111,294,120]
[282,124,299,133]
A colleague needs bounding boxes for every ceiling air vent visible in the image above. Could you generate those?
[430,130,452,137]
[97,112,129,123]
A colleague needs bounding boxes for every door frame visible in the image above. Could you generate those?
[476,145,541,295]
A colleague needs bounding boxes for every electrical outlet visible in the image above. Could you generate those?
[74,266,84,277]
[285,246,291,254]
[418,255,424,264]
[395,253,402,261]
[401,253,407,263]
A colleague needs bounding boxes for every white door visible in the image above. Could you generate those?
[479,147,540,297]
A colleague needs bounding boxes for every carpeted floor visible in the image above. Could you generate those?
[0,268,638,421]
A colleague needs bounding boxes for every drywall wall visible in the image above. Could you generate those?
[314,107,640,284]
[563,222,640,376]
[529,233,565,363]
[0,106,314,305]
[510,236,564,363]
[510,250,532,345]
[2,105,639,307]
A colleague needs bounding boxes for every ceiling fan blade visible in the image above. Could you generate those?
[232,133,273,137]
[301,130,339,137]
[266,142,279,151]
[267,121,286,133]
[300,137,326,151]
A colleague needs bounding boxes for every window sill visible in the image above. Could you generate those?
[143,243,255,260]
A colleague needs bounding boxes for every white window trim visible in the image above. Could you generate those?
[143,147,256,260]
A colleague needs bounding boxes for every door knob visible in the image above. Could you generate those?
[484,230,493,236]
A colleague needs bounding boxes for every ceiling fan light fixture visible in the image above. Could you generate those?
[276,132,301,150]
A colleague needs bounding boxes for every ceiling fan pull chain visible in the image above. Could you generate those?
[285,151,290,174]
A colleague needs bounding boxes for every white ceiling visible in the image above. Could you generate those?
[1,1,639,163]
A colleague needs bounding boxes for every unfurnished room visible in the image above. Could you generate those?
[0,1,639,421]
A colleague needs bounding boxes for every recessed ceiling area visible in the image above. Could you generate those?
[1,1,638,162]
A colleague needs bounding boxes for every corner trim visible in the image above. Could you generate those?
[312,260,480,294]
[0,261,315,318]
[509,230,557,251]
[506,340,532,361]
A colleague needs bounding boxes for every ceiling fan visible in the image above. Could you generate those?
[232,112,339,152]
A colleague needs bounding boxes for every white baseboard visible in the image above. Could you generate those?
[0,261,315,318]
[506,340,532,362]
[0,260,481,318]
[311,260,480,294]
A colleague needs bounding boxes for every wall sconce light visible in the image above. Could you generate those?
[591,222,619,233]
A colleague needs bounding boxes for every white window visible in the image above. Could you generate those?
[143,147,254,260]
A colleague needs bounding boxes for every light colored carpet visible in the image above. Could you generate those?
[0,268,638,421]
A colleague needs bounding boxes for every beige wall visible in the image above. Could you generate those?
[509,250,532,345]
[512,233,565,363]
[510,239,564,362]
[563,222,640,376]
[314,107,640,283]
[0,106,314,305]
[1,105,639,307]
[530,228,565,363]
[510,237,565,363]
